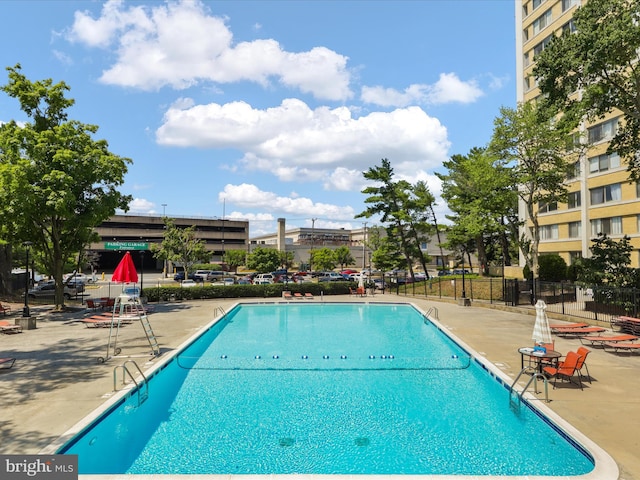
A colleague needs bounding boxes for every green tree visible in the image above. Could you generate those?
[223,249,247,273]
[334,246,355,270]
[279,250,295,271]
[489,101,574,279]
[538,254,568,282]
[0,65,131,308]
[577,233,635,288]
[310,247,337,272]
[150,218,209,278]
[371,237,405,273]
[437,147,519,274]
[534,0,640,180]
[358,159,436,277]
[246,246,281,273]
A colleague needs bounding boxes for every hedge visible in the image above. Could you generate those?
[142,281,355,302]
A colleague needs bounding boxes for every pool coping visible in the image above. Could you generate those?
[41,300,620,480]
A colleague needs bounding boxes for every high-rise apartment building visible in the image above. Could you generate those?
[516,0,640,267]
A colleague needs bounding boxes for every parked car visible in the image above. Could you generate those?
[64,272,92,284]
[174,272,198,282]
[28,281,78,300]
[253,273,275,284]
[193,270,213,282]
[237,276,252,285]
[373,279,387,290]
[318,272,345,282]
[340,269,359,275]
[65,279,86,293]
[181,279,198,288]
[207,271,224,281]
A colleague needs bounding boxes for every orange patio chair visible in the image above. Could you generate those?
[86,299,99,311]
[574,346,592,383]
[543,350,584,390]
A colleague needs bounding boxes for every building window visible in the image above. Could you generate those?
[533,9,552,35]
[539,201,558,213]
[569,251,582,264]
[568,221,581,238]
[588,118,618,144]
[540,224,559,240]
[562,0,579,12]
[562,19,576,34]
[533,0,545,10]
[568,191,581,209]
[566,160,580,180]
[590,184,621,205]
[523,28,530,43]
[533,35,553,57]
[591,217,622,236]
[589,152,620,173]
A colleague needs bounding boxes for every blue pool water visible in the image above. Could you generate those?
[60,303,594,476]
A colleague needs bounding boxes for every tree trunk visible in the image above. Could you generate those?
[0,244,13,296]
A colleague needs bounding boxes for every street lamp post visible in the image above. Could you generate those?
[140,250,145,295]
[161,203,167,277]
[22,241,32,317]
[461,254,467,299]
[310,218,317,273]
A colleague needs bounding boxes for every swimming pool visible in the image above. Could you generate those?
[51,302,617,478]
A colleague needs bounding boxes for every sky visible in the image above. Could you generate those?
[0,0,516,237]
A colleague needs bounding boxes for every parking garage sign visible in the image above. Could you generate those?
[105,241,149,251]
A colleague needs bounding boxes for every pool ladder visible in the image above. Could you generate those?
[113,360,149,406]
[425,306,439,322]
[510,366,549,405]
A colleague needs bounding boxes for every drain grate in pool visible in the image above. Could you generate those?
[279,437,295,447]
[354,437,370,447]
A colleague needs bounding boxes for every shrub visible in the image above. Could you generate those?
[538,254,567,281]
[141,281,353,302]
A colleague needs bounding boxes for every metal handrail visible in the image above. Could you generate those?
[113,360,149,406]
[510,366,549,403]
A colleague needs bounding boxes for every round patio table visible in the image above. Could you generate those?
[518,347,562,373]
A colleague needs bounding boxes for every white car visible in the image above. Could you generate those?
[253,273,275,284]
[181,279,198,288]
[64,272,92,283]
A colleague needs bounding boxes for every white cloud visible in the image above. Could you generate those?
[361,73,484,107]
[324,167,364,192]
[66,0,352,100]
[428,72,484,104]
[157,98,450,187]
[125,197,156,214]
[219,184,355,220]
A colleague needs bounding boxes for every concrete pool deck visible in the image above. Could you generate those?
[0,295,637,479]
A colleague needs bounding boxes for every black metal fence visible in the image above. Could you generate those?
[392,275,640,323]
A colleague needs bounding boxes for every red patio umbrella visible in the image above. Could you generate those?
[111,251,139,284]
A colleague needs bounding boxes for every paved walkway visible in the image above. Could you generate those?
[0,295,638,479]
